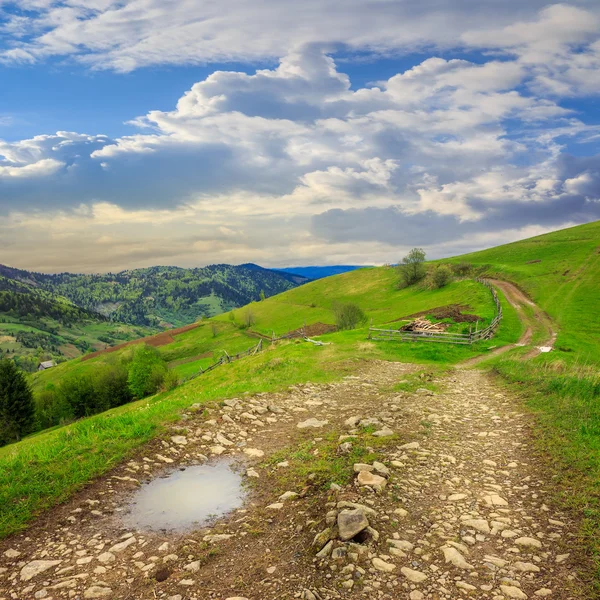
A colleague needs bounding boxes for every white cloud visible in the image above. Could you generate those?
[1,7,600,270]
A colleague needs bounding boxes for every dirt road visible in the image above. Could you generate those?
[462,280,556,367]
[0,361,587,600]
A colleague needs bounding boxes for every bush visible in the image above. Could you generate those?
[160,369,179,392]
[397,248,427,288]
[58,374,103,418]
[34,388,73,430]
[451,262,473,277]
[432,266,452,289]
[127,344,168,399]
[332,302,368,330]
[0,358,35,444]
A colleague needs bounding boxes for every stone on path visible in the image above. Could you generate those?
[337,508,369,541]
[356,470,387,492]
[462,518,490,534]
[500,585,528,599]
[108,537,136,553]
[20,560,61,581]
[441,546,474,570]
[84,586,113,599]
[372,557,395,572]
[400,566,427,583]
[297,418,328,429]
[372,427,394,437]
[3,549,20,558]
[515,536,542,549]
[243,448,264,458]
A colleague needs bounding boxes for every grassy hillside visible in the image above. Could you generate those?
[444,220,600,362]
[0,279,153,370]
[2,220,599,572]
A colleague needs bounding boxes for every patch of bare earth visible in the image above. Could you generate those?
[0,362,589,600]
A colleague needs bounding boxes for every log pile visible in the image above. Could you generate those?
[400,318,448,333]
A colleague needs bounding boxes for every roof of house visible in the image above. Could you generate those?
[39,360,57,369]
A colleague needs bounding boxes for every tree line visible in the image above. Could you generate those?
[0,345,178,447]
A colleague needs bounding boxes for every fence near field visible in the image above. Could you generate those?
[181,338,263,382]
[368,278,502,345]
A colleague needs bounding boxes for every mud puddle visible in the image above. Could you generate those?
[122,460,246,532]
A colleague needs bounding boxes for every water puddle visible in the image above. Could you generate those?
[123,460,246,532]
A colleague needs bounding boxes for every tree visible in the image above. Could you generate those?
[260,289,266,301]
[128,344,168,399]
[0,358,35,445]
[432,266,452,289]
[397,248,427,288]
[332,302,368,330]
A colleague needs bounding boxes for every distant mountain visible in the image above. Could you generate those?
[0,263,309,328]
[277,266,369,280]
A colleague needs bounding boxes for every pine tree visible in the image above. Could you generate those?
[0,358,35,445]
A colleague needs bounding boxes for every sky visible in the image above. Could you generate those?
[0,1,600,273]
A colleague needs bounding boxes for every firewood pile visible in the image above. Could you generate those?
[399,318,449,333]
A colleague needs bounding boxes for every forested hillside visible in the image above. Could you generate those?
[0,276,153,371]
[0,264,308,327]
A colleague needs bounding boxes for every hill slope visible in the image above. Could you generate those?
[0,263,309,328]
[443,220,600,361]
[0,276,154,370]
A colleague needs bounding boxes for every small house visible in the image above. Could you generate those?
[37,360,57,371]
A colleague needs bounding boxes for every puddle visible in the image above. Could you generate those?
[123,460,246,532]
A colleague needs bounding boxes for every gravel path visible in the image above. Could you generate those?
[0,362,587,600]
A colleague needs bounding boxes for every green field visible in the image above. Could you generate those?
[1,220,599,580]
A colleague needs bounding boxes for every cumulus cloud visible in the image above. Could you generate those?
[0,4,600,270]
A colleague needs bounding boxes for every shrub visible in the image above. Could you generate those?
[34,388,73,430]
[58,374,103,418]
[128,344,168,399]
[332,302,368,330]
[397,248,427,288]
[451,262,473,277]
[0,358,35,444]
[432,266,452,289]
[160,369,179,392]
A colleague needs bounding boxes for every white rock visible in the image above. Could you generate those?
[97,552,115,564]
[170,435,187,445]
[243,448,265,458]
[500,585,528,599]
[109,537,136,553]
[462,518,490,534]
[267,502,284,510]
[279,491,298,501]
[297,418,329,429]
[372,558,395,572]
[372,427,394,437]
[84,586,113,599]
[3,549,20,558]
[400,442,420,450]
[442,546,474,570]
[400,567,427,583]
[20,560,61,581]
[515,537,542,549]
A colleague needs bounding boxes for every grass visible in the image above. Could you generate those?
[264,426,400,494]
[489,355,600,586]
[443,220,600,363]
[2,219,599,577]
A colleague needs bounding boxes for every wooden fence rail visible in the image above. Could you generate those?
[369,278,502,345]
[181,338,263,383]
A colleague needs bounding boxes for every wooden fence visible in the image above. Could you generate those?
[181,338,263,382]
[368,278,502,345]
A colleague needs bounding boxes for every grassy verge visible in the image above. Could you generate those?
[490,354,600,587]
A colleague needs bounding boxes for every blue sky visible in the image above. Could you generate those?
[0,1,599,272]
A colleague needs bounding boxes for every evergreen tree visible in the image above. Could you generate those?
[0,358,35,445]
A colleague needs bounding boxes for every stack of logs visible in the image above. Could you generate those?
[399,318,448,333]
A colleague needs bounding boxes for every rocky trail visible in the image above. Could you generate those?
[0,358,588,600]
[462,281,556,367]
